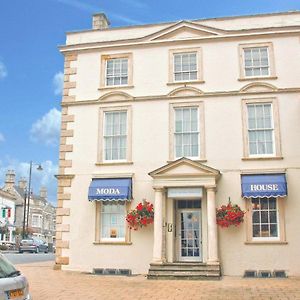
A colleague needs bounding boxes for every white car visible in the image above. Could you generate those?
[0,253,31,299]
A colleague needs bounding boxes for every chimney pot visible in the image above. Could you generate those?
[18,177,27,190]
[4,170,15,192]
[92,13,110,30]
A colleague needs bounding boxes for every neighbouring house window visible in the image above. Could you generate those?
[244,47,269,77]
[32,214,41,227]
[106,58,128,86]
[251,197,279,239]
[174,107,199,158]
[104,111,127,161]
[174,52,197,82]
[247,103,274,156]
[101,202,126,241]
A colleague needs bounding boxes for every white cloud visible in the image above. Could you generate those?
[30,108,61,146]
[54,0,101,13]
[53,0,140,24]
[0,61,7,79]
[119,0,149,9]
[0,133,5,142]
[0,159,58,205]
[53,71,64,95]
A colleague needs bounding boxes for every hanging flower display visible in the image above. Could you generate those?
[126,201,154,230]
[216,201,245,228]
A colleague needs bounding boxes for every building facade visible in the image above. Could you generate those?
[0,189,16,243]
[2,170,56,244]
[56,11,300,277]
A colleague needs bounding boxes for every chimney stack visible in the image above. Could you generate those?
[4,170,15,192]
[18,177,27,190]
[40,187,47,199]
[92,13,110,30]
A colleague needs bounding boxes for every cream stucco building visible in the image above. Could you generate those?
[55,11,300,278]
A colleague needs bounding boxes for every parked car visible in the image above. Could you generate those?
[0,253,31,299]
[19,238,48,254]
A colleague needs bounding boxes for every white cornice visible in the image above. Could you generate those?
[60,28,300,53]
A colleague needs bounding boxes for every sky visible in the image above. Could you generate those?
[0,0,300,204]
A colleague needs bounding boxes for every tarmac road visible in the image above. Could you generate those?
[3,252,55,264]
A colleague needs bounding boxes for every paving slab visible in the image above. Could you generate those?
[16,261,300,300]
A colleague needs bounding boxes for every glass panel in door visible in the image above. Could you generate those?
[179,210,201,261]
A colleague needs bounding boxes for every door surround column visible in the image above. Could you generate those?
[152,187,164,263]
[206,186,219,263]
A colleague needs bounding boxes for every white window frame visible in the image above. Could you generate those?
[98,106,132,165]
[238,42,276,80]
[174,106,200,159]
[100,202,126,242]
[241,97,282,160]
[105,58,128,87]
[173,52,198,82]
[168,48,203,85]
[32,214,41,227]
[247,103,275,157]
[100,53,133,89]
[103,110,127,162]
[251,197,280,242]
[243,47,270,78]
[169,102,205,161]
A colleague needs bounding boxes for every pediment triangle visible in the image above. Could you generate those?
[149,157,220,177]
[152,26,215,40]
[143,21,223,42]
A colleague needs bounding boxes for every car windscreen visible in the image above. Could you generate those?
[0,255,19,278]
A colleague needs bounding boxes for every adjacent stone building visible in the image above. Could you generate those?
[0,188,16,243]
[1,170,56,243]
[55,11,300,278]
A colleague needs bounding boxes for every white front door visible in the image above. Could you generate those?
[177,207,202,262]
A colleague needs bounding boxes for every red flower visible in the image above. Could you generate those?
[126,201,154,230]
[216,201,245,228]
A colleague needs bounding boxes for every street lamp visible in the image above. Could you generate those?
[22,161,43,238]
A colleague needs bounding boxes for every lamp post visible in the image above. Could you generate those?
[22,161,43,238]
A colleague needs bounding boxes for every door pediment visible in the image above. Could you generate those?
[149,157,220,179]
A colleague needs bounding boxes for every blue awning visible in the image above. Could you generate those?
[88,178,132,201]
[241,174,287,198]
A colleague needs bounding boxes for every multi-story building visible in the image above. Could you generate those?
[0,189,16,243]
[55,11,300,278]
[2,170,56,244]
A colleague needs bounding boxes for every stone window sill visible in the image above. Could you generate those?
[167,80,205,86]
[245,241,287,245]
[238,76,278,81]
[167,159,207,164]
[98,85,134,91]
[93,241,132,245]
[242,156,283,161]
[95,161,134,166]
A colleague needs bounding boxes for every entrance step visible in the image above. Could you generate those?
[147,262,221,280]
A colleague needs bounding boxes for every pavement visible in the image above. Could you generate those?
[16,261,300,300]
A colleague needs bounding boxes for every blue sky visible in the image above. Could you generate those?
[0,0,300,204]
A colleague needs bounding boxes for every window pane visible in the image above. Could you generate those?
[270,224,278,237]
[261,199,268,210]
[269,198,276,209]
[269,211,277,223]
[252,211,259,223]
[253,225,260,237]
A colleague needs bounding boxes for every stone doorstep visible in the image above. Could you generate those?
[147,262,221,280]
